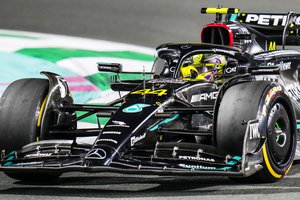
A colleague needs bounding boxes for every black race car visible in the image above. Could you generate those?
[0,8,300,183]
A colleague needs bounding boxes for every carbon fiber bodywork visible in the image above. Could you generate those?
[1,8,300,180]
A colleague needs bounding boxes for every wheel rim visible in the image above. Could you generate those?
[267,103,293,168]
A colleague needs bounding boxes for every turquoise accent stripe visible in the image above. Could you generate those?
[232,156,242,161]
[230,14,238,21]
[219,156,242,171]
[4,151,15,166]
[296,124,300,129]
[226,156,242,165]
[219,166,232,171]
[148,114,180,131]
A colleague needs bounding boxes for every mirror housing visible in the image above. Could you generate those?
[97,62,122,73]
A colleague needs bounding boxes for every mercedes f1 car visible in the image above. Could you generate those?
[1,8,300,183]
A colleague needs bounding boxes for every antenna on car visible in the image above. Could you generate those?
[143,65,146,100]
[216,4,223,23]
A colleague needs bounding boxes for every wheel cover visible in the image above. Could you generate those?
[267,103,293,168]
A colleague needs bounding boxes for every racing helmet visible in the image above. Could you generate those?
[180,54,226,81]
[199,54,226,80]
[181,65,199,79]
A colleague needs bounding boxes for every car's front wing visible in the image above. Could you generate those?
[0,120,265,178]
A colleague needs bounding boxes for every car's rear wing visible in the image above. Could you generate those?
[236,12,300,46]
[201,8,300,48]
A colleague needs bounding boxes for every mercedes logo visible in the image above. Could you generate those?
[85,148,107,160]
[181,44,192,49]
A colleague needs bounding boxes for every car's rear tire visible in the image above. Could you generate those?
[0,79,49,153]
[216,82,296,183]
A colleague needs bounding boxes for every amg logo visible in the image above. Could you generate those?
[249,122,260,139]
[191,92,218,102]
[245,14,300,26]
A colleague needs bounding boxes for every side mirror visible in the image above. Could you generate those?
[97,62,122,73]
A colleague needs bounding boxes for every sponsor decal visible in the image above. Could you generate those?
[181,44,192,49]
[249,121,260,140]
[225,67,237,74]
[131,132,146,146]
[170,66,176,73]
[279,62,292,70]
[148,79,186,84]
[269,41,276,51]
[122,103,151,113]
[179,163,216,170]
[262,105,267,117]
[15,161,43,166]
[106,120,129,128]
[24,152,52,158]
[265,85,282,105]
[286,83,300,101]
[85,148,106,160]
[256,76,279,82]
[191,91,218,102]
[179,155,215,163]
[266,61,291,70]
[102,131,121,135]
[130,89,168,96]
[269,85,282,94]
[241,13,300,26]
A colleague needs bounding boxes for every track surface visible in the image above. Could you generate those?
[0,0,300,199]
[0,165,299,200]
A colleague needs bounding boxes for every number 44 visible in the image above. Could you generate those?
[131,89,168,96]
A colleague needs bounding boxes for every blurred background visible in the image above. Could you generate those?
[0,1,300,198]
[1,0,300,47]
[1,0,300,123]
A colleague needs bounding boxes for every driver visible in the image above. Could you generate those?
[180,54,227,81]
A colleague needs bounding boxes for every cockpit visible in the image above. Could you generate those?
[152,46,239,81]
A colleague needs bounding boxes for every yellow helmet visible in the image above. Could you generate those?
[181,65,198,79]
[180,54,227,81]
[192,54,203,65]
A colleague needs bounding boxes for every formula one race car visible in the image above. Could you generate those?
[1,8,300,183]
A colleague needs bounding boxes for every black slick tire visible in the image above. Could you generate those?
[216,81,296,183]
[0,79,49,153]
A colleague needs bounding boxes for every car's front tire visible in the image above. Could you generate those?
[0,79,49,153]
[216,81,296,183]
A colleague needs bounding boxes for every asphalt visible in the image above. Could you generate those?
[0,0,300,199]
[0,164,299,200]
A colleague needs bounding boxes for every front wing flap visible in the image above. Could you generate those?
[0,120,265,177]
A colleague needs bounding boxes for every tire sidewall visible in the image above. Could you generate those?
[0,79,49,152]
[257,83,296,177]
